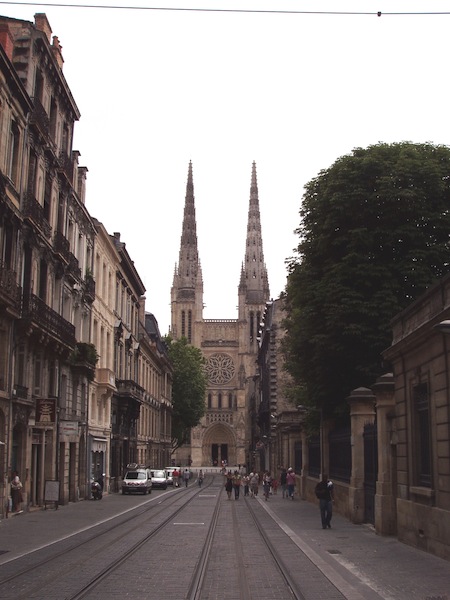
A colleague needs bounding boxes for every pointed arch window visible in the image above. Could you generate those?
[181,310,186,337]
[228,393,233,408]
[218,393,222,409]
[188,310,192,343]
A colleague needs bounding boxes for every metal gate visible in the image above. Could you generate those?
[363,422,378,524]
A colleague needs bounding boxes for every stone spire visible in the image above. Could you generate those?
[241,161,270,304]
[171,161,203,341]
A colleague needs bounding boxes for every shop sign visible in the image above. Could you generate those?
[35,397,56,426]
[59,421,79,436]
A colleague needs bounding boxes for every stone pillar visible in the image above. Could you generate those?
[373,373,397,535]
[347,387,376,524]
[300,428,308,499]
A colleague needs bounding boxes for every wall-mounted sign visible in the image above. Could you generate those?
[59,421,79,436]
[35,397,56,426]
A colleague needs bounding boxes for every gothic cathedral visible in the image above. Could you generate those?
[171,162,270,468]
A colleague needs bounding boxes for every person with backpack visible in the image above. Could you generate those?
[315,475,334,529]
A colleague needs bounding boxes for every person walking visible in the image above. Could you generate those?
[262,471,272,501]
[225,471,233,499]
[286,467,296,500]
[249,472,259,498]
[280,467,287,498]
[172,468,180,487]
[198,469,204,487]
[315,475,334,528]
[242,474,250,496]
[10,471,23,514]
[183,468,190,487]
[232,470,242,499]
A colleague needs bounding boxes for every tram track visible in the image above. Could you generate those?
[0,479,215,600]
[185,481,306,600]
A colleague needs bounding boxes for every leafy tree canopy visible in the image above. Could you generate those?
[283,142,450,418]
[165,336,207,451]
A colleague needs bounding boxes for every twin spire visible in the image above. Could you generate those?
[173,161,269,305]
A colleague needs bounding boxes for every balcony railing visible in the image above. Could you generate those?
[67,252,81,279]
[83,275,96,302]
[116,379,144,403]
[59,151,74,182]
[30,97,50,134]
[23,193,52,238]
[22,293,75,348]
[205,410,235,426]
[0,261,21,306]
[53,231,70,262]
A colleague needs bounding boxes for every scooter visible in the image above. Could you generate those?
[91,478,103,500]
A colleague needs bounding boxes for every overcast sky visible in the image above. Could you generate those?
[2,0,450,334]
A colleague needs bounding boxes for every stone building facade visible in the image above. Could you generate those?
[0,13,172,514]
[171,162,270,468]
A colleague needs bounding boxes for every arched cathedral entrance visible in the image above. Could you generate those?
[202,423,236,467]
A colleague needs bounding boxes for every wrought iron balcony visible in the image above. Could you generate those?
[21,293,75,348]
[53,231,71,262]
[83,275,96,303]
[23,193,52,238]
[67,252,81,280]
[30,97,50,134]
[58,151,74,182]
[0,261,21,307]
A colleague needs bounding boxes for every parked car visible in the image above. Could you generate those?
[165,466,181,486]
[150,469,168,489]
[122,464,152,495]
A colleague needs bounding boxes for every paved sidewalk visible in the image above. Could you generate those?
[0,484,449,600]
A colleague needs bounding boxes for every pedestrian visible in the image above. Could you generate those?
[232,470,242,499]
[280,467,287,498]
[242,474,250,496]
[286,467,296,500]
[262,471,272,501]
[315,475,334,529]
[198,469,204,487]
[183,468,190,487]
[172,467,180,487]
[225,470,233,499]
[10,471,23,514]
[272,477,278,495]
[249,472,259,497]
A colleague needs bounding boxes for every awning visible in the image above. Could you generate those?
[91,436,107,452]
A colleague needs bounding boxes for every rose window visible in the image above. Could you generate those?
[205,353,235,385]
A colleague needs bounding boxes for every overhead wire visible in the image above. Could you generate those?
[0,1,449,16]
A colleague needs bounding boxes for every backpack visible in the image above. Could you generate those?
[315,481,328,499]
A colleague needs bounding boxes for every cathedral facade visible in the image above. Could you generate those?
[171,162,270,468]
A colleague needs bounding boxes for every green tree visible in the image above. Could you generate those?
[283,142,450,418]
[166,336,207,451]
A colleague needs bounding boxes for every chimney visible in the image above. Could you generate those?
[51,35,64,70]
[34,13,52,43]
[0,24,14,62]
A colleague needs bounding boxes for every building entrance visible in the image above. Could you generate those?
[211,443,228,466]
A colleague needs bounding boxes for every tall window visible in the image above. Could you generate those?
[7,120,20,185]
[413,382,432,487]
[188,310,192,343]
[181,310,186,337]
[250,311,254,342]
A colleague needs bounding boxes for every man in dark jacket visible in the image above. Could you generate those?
[315,475,334,529]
